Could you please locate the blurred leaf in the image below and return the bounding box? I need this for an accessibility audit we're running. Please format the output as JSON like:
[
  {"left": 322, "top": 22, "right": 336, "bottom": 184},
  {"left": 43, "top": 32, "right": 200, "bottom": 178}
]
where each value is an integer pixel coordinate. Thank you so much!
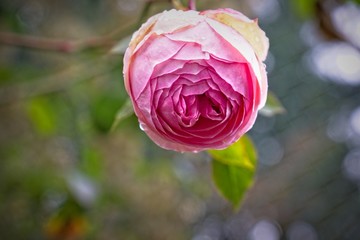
[
  {"left": 91, "top": 94, "right": 124, "bottom": 132},
  {"left": 291, "top": 0, "right": 317, "bottom": 19},
  {"left": 259, "top": 91, "right": 285, "bottom": 117},
  {"left": 348, "top": 0, "right": 360, "bottom": 4},
  {"left": 0, "top": 67, "right": 12, "bottom": 84},
  {"left": 110, "top": 99, "right": 134, "bottom": 132},
  {"left": 80, "top": 147, "right": 103, "bottom": 180},
  {"left": 45, "top": 198, "right": 88, "bottom": 240},
  {"left": 26, "top": 97, "right": 57, "bottom": 135},
  {"left": 208, "top": 135, "right": 257, "bottom": 209},
  {"left": 110, "top": 35, "right": 132, "bottom": 55}
]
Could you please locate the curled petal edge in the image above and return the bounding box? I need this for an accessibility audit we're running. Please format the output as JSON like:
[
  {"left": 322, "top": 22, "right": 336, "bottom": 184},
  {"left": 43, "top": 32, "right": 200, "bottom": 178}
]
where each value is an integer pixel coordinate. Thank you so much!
[{"left": 202, "top": 8, "right": 269, "bottom": 62}]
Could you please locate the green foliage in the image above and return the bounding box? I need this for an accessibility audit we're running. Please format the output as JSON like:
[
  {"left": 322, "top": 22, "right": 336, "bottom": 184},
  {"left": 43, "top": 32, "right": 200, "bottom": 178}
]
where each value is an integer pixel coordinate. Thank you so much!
[
  {"left": 208, "top": 135, "right": 257, "bottom": 209},
  {"left": 349, "top": 0, "right": 360, "bottom": 4},
  {"left": 26, "top": 97, "right": 58, "bottom": 135},
  {"left": 110, "top": 99, "right": 134, "bottom": 132},
  {"left": 0, "top": 67, "right": 12, "bottom": 84},
  {"left": 259, "top": 91, "right": 285, "bottom": 117},
  {"left": 80, "top": 147, "right": 103, "bottom": 180},
  {"left": 90, "top": 94, "right": 124, "bottom": 132},
  {"left": 291, "top": 0, "right": 317, "bottom": 19}
]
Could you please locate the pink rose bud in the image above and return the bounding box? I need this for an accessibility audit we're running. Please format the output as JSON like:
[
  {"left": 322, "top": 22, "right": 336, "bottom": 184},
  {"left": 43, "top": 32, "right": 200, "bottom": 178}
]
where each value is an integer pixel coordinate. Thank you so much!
[{"left": 123, "top": 8, "right": 269, "bottom": 152}]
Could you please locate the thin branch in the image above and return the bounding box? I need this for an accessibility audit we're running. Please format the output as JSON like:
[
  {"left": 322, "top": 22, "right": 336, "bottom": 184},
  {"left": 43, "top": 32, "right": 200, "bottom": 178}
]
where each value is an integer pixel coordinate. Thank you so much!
[
  {"left": 0, "top": 32, "right": 115, "bottom": 53},
  {"left": 0, "top": 0, "right": 173, "bottom": 104},
  {"left": 0, "top": 0, "right": 168, "bottom": 53},
  {"left": 171, "top": 0, "right": 187, "bottom": 10},
  {"left": 188, "top": 0, "right": 196, "bottom": 10}
]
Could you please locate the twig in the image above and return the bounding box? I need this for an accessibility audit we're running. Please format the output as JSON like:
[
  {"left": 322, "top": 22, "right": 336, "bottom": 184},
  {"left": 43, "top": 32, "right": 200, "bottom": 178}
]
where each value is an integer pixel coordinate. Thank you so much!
[
  {"left": 188, "top": 0, "right": 196, "bottom": 10},
  {"left": 171, "top": 0, "right": 187, "bottom": 10},
  {"left": 0, "top": 0, "right": 175, "bottom": 104},
  {"left": 0, "top": 0, "right": 168, "bottom": 53},
  {"left": 0, "top": 32, "right": 115, "bottom": 53}
]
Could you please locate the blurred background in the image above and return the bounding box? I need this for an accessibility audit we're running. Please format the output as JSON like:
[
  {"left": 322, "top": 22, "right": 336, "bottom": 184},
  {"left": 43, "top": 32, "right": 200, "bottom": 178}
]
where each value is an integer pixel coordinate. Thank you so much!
[{"left": 1, "top": 0, "right": 360, "bottom": 239}]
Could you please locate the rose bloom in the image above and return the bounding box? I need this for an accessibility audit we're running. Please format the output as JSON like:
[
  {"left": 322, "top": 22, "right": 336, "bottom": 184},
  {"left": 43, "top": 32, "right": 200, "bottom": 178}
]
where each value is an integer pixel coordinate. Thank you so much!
[{"left": 123, "top": 8, "right": 269, "bottom": 152}]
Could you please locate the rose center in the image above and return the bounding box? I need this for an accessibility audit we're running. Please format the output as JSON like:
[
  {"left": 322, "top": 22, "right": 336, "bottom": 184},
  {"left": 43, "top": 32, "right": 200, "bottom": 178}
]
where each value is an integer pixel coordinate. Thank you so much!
[{"left": 176, "top": 92, "right": 224, "bottom": 127}]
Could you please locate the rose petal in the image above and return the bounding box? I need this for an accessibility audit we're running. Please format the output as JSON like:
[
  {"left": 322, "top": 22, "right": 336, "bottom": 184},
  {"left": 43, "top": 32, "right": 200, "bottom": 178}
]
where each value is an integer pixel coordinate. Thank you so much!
[
  {"left": 202, "top": 8, "right": 269, "bottom": 61},
  {"left": 206, "top": 58, "right": 252, "bottom": 97},
  {"left": 129, "top": 35, "right": 185, "bottom": 99},
  {"left": 258, "top": 62, "right": 268, "bottom": 108},
  {"left": 152, "top": 59, "right": 187, "bottom": 77},
  {"left": 166, "top": 21, "right": 248, "bottom": 63},
  {"left": 152, "top": 10, "right": 205, "bottom": 36},
  {"left": 204, "top": 18, "right": 263, "bottom": 82},
  {"left": 172, "top": 42, "right": 210, "bottom": 61},
  {"left": 123, "top": 8, "right": 269, "bottom": 152}
]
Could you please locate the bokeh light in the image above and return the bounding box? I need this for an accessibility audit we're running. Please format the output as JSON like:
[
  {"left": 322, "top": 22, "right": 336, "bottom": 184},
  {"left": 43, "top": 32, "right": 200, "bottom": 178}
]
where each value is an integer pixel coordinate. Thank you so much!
[
  {"left": 327, "top": 108, "right": 352, "bottom": 143},
  {"left": 247, "top": 0, "right": 280, "bottom": 23},
  {"left": 286, "top": 221, "right": 318, "bottom": 240},
  {"left": 248, "top": 219, "right": 281, "bottom": 240},
  {"left": 308, "top": 42, "right": 360, "bottom": 85},
  {"left": 332, "top": 2, "right": 360, "bottom": 49},
  {"left": 343, "top": 149, "right": 360, "bottom": 182},
  {"left": 258, "top": 137, "right": 284, "bottom": 166},
  {"left": 350, "top": 106, "right": 360, "bottom": 138}
]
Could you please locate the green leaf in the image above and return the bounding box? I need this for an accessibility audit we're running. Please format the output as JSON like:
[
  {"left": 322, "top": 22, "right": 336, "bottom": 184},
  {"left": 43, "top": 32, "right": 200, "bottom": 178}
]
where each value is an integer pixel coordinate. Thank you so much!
[
  {"left": 91, "top": 94, "right": 123, "bottom": 132},
  {"left": 26, "top": 97, "right": 57, "bottom": 135},
  {"left": 110, "top": 99, "right": 134, "bottom": 132},
  {"left": 208, "top": 135, "right": 257, "bottom": 209},
  {"left": 259, "top": 91, "right": 285, "bottom": 117},
  {"left": 348, "top": 0, "right": 360, "bottom": 5},
  {"left": 80, "top": 147, "right": 103, "bottom": 180},
  {"left": 291, "top": 0, "right": 317, "bottom": 19}
]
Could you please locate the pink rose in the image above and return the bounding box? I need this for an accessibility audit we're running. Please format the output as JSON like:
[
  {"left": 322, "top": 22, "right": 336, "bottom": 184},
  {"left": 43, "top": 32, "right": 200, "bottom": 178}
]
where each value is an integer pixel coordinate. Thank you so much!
[{"left": 123, "top": 8, "right": 269, "bottom": 152}]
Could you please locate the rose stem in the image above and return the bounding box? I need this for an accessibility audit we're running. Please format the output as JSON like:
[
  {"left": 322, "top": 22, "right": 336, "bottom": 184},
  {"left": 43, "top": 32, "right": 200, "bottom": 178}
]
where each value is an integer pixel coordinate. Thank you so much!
[{"left": 188, "top": 0, "right": 196, "bottom": 10}]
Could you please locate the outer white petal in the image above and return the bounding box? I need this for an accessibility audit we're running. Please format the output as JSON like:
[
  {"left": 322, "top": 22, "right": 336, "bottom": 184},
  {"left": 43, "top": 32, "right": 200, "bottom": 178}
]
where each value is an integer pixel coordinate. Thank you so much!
[
  {"left": 124, "top": 10, "right": 205, "bottom": 95},
  {"left": 205, "top": 18, "right": 262, "bottom": 86},
  {"left": 134, "top": 10, "right": 205, "bottom": 54},
  {"left": 152, "top": 10, "right": 205, "bottom": 35},
  {"left": 258, "top": 62, "right": 268, "bottom": 109},
  {"left": 123, "top": 13, "right": 159, "bottom": 94},
  {"left": 202, "top": 8, "right": 269, "bottom": 62}
]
